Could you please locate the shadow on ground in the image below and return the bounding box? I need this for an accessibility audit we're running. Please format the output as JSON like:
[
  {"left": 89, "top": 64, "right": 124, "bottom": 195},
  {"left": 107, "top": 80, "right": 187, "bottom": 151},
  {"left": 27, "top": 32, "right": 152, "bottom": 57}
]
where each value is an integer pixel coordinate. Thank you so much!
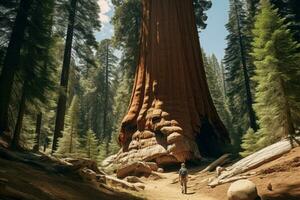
[{"left": 262, "top": 182, "right": 300, "bottom": 200}]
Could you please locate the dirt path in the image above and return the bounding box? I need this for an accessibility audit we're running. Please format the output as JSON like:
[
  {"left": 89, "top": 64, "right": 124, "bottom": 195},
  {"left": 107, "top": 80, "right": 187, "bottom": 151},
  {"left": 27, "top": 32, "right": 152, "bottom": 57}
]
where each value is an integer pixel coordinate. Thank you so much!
[
  {"left": 141, "top": 171, "right": 217, "bottom": 200},
  {"left": 140, "top": 148, "right": 300, "bottom": 200}
]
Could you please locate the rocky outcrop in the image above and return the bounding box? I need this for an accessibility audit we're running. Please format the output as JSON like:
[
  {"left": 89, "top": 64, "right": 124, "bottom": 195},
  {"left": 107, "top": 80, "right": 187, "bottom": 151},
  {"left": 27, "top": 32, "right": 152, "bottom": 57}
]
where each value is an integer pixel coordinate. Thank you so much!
[{"left": 227, "top": 180, "right": 261, "bottom": 200}]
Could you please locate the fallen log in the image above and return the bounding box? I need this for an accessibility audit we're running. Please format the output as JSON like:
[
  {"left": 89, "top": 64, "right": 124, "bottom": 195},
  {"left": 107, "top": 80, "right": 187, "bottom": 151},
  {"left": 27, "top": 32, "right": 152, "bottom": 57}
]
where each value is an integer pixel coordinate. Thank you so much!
[
  {"left": 201, "top": 154, "right": 231, "bottom": 173},
  {"left": 209, "top": 137, "right": 300, "bottom": 187}
]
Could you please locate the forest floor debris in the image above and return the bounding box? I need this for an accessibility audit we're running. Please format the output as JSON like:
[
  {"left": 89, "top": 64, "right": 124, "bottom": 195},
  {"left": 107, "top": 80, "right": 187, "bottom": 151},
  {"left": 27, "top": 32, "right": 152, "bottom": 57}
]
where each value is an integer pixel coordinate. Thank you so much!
[{"left": 0, "top": 147, "right": 143, "bottom": 200}]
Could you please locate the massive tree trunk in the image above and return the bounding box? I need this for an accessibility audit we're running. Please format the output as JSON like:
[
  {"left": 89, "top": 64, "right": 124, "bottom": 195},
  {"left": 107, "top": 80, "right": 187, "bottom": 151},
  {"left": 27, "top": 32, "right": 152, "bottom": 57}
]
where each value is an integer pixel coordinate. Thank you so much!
[
  {"left": 52, "top": 0, "right": 77, "bottom": 153},
  {"left": 115, "top": 0, "right": 229, "bottom": 167},
  {"left": 0, "top": 0, "right": 32, "bottom": 134}
]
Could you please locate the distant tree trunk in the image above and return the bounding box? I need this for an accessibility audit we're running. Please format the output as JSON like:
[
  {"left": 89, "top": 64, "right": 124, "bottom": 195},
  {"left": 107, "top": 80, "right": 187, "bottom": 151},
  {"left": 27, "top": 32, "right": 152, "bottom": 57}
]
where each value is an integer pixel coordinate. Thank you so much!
[
  {"left": 103, "top": 42, "right": 110, "bottom": 155},
  {"left": 221, "top": 63, "right": 227, "bottom": 97},
  {"left": 33, "top": 112, "right": 42, "bottom": 152},
  {"left": 52, "top": 0, "right": 78, "bottom": 153},
  {"left": 0, "top": 0, "right": 32, "bottom": 134},
  {"left": 279, "top": 78, "right": 295, "bottom": 138},
  {"left": 116, "top": 0, "right": 229, "bottom": 165},
  {"left": 233, "top": 0, "right": 258, "bottom": 131},
  {"left": 11, "top": 88, "right": 26, "bottom": 149},
  {"left": 103, "top": 42, "right": 109, "bottom": 139},
  {"left": 69, "top": 124, "right": 74, "bottom": 153}
]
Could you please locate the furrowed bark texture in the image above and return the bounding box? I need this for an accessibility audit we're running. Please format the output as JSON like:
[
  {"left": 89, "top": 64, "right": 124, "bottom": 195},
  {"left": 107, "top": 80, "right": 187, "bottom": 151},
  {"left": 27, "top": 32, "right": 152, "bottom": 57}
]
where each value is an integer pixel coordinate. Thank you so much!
[{"left": 116, "top": 0, "right": 229, "bottom": 167}]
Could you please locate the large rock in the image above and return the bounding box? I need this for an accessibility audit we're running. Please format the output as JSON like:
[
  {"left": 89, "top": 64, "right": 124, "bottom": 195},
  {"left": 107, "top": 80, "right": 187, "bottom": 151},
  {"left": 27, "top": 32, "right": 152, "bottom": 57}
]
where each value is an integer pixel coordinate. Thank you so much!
[
  {"left": 145, "top": 162, "right": 158, "bottom": 171},
  {"left": 117, "top": 162, "right": 152, "bottom": 179},
  {"left": 227, "top": 180, "right": 261, "bottom": 200},
  {"left": 78, "top": 167, "right": 97, "bottom": 182}
]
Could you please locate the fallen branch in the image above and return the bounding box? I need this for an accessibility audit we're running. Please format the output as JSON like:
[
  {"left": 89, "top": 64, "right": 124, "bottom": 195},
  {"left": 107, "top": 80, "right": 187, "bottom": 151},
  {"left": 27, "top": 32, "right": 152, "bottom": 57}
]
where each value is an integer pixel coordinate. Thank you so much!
[{"left": 201, "top": 154, "right": 231, "bottom": 173}]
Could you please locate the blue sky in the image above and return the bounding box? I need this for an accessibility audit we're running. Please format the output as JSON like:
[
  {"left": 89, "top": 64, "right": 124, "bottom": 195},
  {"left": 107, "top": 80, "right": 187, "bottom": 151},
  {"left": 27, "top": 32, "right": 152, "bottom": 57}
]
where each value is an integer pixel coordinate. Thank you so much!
[
  {"left": 96, "top": 0, "right": 229, "bottom": 61},
  {"left": 200, "top": 0, "right": 229, "bottom": 61}
]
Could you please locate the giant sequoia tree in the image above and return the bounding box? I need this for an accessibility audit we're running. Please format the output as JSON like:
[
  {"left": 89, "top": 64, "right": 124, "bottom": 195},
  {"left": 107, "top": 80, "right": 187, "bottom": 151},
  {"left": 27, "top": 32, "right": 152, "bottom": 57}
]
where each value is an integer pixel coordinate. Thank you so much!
[{"left": 115, "top": 0, "right": 229, "bottom": 166}]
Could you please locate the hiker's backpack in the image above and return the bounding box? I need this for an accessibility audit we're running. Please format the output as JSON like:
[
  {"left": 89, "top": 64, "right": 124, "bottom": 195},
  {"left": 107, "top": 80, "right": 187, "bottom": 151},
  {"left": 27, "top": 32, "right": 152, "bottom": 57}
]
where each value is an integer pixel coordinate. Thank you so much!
[{"left": 179, "top": 168, "right": 188, "bottom": 178}]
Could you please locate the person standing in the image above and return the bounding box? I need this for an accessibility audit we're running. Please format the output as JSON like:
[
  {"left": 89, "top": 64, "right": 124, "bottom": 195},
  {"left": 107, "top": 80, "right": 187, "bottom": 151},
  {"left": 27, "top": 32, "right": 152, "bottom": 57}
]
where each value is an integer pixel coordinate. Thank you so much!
[{"left": 179, "top": 163, "right": 188, "bottom": 194}]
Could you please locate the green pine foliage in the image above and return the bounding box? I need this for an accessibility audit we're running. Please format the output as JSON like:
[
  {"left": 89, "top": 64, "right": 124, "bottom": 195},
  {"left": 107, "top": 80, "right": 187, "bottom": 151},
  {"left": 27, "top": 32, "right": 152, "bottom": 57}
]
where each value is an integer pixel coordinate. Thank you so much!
[
  {"left": 270, "top": 0, "right": 300, "bottom": 44},
  {"left": 0, "top": 1, "right": 19, "bottom": 67},
  {"left": 241, "top": 0, "right": 300, "bottom": 155},
  {"left": 202, "top": 51, "right": 236, "bottom": 151},
  {"left": 240, "top": 128, "right": 261, "bottom": 157},
  {"left": 223, "top": 0, "right": 257, "bottom": 152},
  {"left": 56, "top": 95, "right": 81, "bottom": 157},
  {"left": 97, "top": 142, "right": 107, "bottom": 164},
  {"left": 84, "top": 129, "right": 99, "bottom": 161}
]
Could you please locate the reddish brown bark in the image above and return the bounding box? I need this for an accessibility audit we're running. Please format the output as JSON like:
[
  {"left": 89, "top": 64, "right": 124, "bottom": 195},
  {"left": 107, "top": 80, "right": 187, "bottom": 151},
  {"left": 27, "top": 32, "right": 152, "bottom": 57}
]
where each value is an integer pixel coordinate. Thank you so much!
[{"left": 117, "top": 0, "right": 229, "bottom": 165}]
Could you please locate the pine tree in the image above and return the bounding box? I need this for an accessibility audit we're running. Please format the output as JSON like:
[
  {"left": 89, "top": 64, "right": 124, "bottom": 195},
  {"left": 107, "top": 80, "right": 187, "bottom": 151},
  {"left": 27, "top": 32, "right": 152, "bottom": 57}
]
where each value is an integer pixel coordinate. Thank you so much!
[
  {"left": 270, "top": 0, "right": 300, "bottom": 43},
  {"left": 52, "top": 0, "right": 101, "bottom": 152},
  {"left": 240, "top": 128, "right": 261, "bottom": 157},
  {"left": 84, "top": 129, "right": 98, "bottom": 161},
  {"left": 56, "top": 95, "right": 81, "bottom": 157},
  {"left": 11, "top": 0, "right": 57, "bottom": 149},
  {"left": 0, "top": 0, "right": 33, "bottom": 133},
  {"left": 203, "top": 51, "right": 235, "bottom": 150},
  {"left": 242, "top": 0, "right": 300, "bottom": 153},
  {"left": 0, "top": 1, "right": 20, "bottom": 67},
  {"left": 224, "top": 0, "right": 258, "bottom": 151}
]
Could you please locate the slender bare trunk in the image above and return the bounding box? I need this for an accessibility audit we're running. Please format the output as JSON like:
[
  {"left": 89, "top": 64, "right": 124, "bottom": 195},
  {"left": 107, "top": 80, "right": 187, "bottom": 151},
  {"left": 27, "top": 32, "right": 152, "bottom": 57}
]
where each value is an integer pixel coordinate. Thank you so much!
[
  {"left": 103, "top": 42, "right": 109, "bottom": 140},
  {"left": 52, "top": 0, "right": 78, "bottom": 153},
  {"left": 69, "top": 123, "right": 74, "bottom": 153},
  {"left": 33, "top": 112, "right": 42, "bottom": 152},
  {"left": 233, "top": 0, "right": 258, "bottom": 131},
  {"left": 11, "top": 88, "right": 26, "bottom": 149}
]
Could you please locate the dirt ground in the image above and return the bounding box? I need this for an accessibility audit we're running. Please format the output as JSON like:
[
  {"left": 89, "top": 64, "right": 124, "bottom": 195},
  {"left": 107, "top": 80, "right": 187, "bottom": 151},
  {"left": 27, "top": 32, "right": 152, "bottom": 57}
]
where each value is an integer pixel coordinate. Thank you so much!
[{"left": 141, "top": 147, "right": 300, "bottom": 200}]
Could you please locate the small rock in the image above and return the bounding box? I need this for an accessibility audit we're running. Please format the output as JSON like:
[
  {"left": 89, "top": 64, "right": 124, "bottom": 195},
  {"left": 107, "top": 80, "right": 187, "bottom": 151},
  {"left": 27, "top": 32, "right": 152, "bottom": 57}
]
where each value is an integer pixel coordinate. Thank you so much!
[
  {"left": 267, "top": 183, "right": 272, "bottom": 191},
  {"left": 96, "top": 174, "right": 106, "bottom": 183},
  {"left": 146, "top": 162, "right": 158, "bottom": 171},
  {"left": 79, "top": 168, "right": 97, "bottom": 181},
  {"left": 227, "top": 179, "right": 261, "bottom": 200},
  {"left": 134, "top": 182, "right": 145, "bottom": 190},
  {"left": 126, "top": 176, "right": 144, "bottom": 183},
  {"left": 157, "top": 168, "right": 164, "bottom": 173},
  {"left": 216, "top": 166, "right": 225, "bottom": 176}
]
